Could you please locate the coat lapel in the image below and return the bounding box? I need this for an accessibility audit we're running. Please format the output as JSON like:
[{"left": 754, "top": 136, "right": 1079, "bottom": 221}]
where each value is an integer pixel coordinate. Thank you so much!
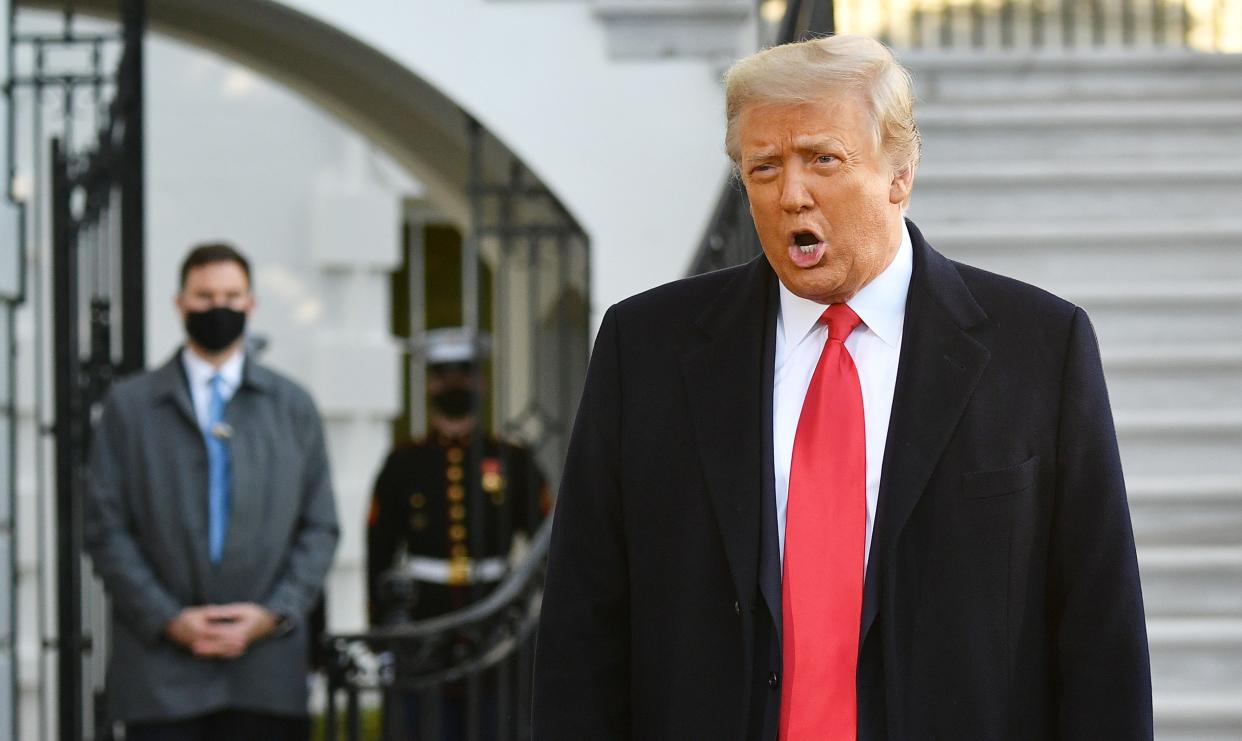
[
  {"left": 681, "top": 256, "right": 774, "bottom": 610},
  {"left": 859, "top": 221, "right": 991, "bottom": 647},
  {"left": 150, "top": 352, "right": 213, "bottom": 576},
  {"left": 151, "top": 351, "right": 199, "bottom": 432},
  {"left": 758, "top": 281, "right": 782, "bottom": 636},
  {"left": 216, "top": 359, "right": 275, "bottom": 572}
]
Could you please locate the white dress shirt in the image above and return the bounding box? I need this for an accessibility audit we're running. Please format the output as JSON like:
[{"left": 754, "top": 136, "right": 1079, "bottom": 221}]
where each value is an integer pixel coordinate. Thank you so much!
[
  {"left": 181, "top": 347, "right": 244, "bottom": 431},
  {"left": 773, "top": 223, "right": 913, "bottom": 568}
]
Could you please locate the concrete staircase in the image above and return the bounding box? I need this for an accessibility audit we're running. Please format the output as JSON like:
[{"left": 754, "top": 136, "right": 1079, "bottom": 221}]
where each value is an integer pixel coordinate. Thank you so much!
[{"left": 905, "top": 51, "right": 1242, "bottom": 739}]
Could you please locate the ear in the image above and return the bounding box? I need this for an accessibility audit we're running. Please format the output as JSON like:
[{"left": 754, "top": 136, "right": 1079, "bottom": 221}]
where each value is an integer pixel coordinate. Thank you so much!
[{"left": 889, "top": 163, "right": 914, "bottom": 205}]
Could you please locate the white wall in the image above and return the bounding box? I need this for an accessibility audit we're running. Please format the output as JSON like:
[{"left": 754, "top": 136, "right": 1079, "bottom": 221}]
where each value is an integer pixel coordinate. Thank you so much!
[{"left": 275, "top": 0, "right": 738, "bottom": 320}]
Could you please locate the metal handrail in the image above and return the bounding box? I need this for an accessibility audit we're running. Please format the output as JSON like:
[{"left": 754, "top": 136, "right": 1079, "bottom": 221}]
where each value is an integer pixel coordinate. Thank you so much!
[
  {"left": 332, "top": 519, "right": 550, "bottom": 648},
  {"left": 323, "top": 516, "right": 552, "bottom": 740}
]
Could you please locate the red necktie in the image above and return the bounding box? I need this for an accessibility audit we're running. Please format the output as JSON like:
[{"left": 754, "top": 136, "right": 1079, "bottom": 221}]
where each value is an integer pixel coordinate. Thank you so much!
[{"left": 780, "top": 303, "right": 866, "bottom": 740}]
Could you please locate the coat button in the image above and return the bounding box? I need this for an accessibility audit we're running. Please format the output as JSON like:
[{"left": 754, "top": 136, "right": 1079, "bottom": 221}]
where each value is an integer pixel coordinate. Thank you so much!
[
  {"left": 733, "top": 601, "right": 740, "bottom": 615},
  {"left": 768, "top": 672, "right": 779, "bottom": 689}
]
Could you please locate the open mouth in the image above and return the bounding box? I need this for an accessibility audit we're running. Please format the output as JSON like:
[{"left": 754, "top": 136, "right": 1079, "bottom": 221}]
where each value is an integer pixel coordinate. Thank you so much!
[
  {"left": 787, "top": 229, "right": 827, "bottom": 268},
  {"left": 793, "top": 231, "right": 820, "bottom": 253}
]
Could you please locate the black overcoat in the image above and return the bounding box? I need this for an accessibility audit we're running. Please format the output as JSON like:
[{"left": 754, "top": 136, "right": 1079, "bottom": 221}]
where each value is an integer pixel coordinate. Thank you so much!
[{"left": 533, "top": 221, "right": 1151, "bottom": 740}]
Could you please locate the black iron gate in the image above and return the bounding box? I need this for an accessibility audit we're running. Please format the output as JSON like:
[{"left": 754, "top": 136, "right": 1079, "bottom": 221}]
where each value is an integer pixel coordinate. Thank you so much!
[
  {"left": 324, "top": 119, "right": 589, "bottom": 741},
  {"left": 6, "top": 1, "right": 144, "bottom": 738},
  {"left": 1, "top": 13, "right": 27, "bottom": 729}
]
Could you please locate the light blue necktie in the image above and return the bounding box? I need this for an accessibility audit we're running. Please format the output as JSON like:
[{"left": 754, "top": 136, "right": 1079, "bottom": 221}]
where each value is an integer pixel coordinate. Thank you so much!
[{"left": 205, "top": 374, "right": 231, "bottom": 563}]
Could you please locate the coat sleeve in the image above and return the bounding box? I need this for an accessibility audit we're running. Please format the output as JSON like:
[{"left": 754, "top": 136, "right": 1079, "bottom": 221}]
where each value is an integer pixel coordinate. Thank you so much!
[
  {"left": 366, "top": 451, "right": 402, "bottom": 625},
  {"left": 261, "top": 394, "right": 340, "bottom": 630},
  {"left": 1051, "top": 307, "right": 1153, "bottom": 738},
  {"left": 83, "top": 390, "right": 184, "bottom": 644},
  {"left": 533, "top": 306, "right": 631, "bottom": 739},
  {"left": 512, "top": 443, "right": 551, "bottom": 537}
]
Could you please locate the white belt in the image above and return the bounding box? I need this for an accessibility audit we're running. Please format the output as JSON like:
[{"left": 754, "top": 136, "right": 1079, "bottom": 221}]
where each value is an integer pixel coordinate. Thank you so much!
[{"left": 400, "top": 556, "right": 509, "bottom": 585}]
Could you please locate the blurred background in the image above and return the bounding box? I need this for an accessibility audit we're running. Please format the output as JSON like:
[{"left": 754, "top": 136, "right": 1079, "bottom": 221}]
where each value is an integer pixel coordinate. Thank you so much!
[{"left": 1, "top": 0, "right": 1239, "bottom": 739}]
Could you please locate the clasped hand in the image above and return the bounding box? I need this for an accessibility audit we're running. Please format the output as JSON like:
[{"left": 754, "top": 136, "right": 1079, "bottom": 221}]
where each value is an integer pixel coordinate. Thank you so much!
[{"left": 165, "top": 603, "right": 278, "bottom": 659}]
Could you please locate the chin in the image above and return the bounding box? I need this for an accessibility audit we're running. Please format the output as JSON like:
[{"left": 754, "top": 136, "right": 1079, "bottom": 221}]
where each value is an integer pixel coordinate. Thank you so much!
[{"left": 779, "top": 266, "right": 847, "bottom": 304}]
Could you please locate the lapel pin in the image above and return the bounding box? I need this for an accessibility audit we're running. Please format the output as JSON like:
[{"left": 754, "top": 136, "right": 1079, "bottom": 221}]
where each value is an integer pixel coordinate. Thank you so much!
[{"left": 211, "top": 422, "right": 234, "bottom": 440}]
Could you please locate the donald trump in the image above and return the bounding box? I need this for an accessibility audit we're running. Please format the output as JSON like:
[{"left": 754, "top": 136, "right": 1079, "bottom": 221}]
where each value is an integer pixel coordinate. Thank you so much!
[{"left": 533, "top": 35, "right": 1151, "bottom": 740}]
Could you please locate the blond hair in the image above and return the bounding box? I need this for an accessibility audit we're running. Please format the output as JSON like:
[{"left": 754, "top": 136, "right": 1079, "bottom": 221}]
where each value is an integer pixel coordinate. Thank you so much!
[{"left": 724, "top": 35, "right": 921, "bottom": 174}]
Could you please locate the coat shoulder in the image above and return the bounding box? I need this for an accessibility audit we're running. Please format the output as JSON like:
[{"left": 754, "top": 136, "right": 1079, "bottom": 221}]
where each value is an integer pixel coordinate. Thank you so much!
[
  {"left": 250, "top": 363, "right": 319, "bottom": 414},
  {"left": 950, "top": 258, "right": 1080, "bottom": 326},
  {"left": 610, "top": 260, "right": 754, "bottom": 329}
]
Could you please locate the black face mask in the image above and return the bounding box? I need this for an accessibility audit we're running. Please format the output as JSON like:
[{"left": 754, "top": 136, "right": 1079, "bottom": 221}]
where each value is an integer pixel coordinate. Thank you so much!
[
  {"left": 431, "top": 388, "right": 474, "bottom": 419},
  {"left": 185, "top": 307, "right": 247, "bottom": 352}
]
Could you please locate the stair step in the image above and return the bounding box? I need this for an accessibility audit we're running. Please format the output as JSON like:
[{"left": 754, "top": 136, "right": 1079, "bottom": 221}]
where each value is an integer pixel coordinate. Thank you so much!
[
  {"left": 1051, "top": 283, "right": 1242, "bottom": 346},
  {"left": 898, "top": 49, "right": 1242, "bottom": 739},
  {"left": 909, "top": 159, "right": 1242, "bottom": 223},
  {"left": 1137, "top": 546, "right": 1242, "bottom": 617},
  {"left": 932, "top": 221, "right": 1242, "bottom": 284},
  {"left": 920, "top": 100, "right": 1242, "bottom": 160},
  {"left": 1148, "top": 617, "right": 1242, "bottom": 697},
  {"left": 1128, "top": 476, "right": 1242, "bottom": 547},
  {"left": 1118, "top": 410, "right": 1242, "bottom": 479},
  {"left": 1102, "top": 344, "right": 1242, "bottom": 411},
  {"left": 904, "top": 50, "right": 1242, "bottom": 103},
  {"left": 1088, "top": 304, "right": 1242, "bottom": 348},
  {"left": 1154, "top": 691, "right": 1242, "bottom": 740}
]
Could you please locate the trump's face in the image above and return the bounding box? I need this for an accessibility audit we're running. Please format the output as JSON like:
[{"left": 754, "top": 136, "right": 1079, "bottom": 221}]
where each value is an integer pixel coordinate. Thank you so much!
[{"left": 738, "top": 91, "right": 913, "bottom": 305}]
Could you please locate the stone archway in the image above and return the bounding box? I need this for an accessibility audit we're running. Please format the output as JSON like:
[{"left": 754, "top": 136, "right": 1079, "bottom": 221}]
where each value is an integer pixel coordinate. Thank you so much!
[{"left": 19, "top": 0, "right": 520, "bottom": 228}]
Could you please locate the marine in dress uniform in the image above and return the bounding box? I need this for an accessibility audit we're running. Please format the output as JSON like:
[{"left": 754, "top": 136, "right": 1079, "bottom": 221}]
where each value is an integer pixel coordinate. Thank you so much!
[{"left": 366, "top": 329, "right": 550, "bottom": 626}]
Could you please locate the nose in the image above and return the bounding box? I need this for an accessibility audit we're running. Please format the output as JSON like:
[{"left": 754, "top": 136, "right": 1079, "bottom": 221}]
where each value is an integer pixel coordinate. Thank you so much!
[{"left": 778, "top": 164, "right": 813, "bottom": 213}]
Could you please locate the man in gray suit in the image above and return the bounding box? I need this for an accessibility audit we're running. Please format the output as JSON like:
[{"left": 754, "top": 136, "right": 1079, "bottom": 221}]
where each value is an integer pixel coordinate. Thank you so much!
[{"left": 85, "top": 243, "right": 339, "bottom": 740}]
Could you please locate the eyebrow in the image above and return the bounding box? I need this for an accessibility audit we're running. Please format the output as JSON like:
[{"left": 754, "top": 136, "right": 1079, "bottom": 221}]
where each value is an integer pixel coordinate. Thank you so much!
[
  {"left": 793, "top": 135, "right": 845, "bottom": 153},
  {"left": 742, "top": 149, "right": 780, "bottom": 166}
]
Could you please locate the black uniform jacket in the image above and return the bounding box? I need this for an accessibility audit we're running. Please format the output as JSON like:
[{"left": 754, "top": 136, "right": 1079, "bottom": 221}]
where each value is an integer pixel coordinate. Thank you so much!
[
  {"left": 532, "top": 221, "right": 1152, "bottom": 740},
  {"left": 367, "top": 433, "right": 548, "bottom": 623}
]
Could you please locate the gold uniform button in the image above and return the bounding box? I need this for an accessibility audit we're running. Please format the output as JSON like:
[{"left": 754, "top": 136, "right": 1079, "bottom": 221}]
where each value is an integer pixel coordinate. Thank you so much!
[
  {"left": 449, "top": 524, "right": 467, "bottom": 541},
  {"left": 482, "top": 471, "right": 504, "bottom": 493},
  {"left": 409, "top": 493, "right": 426, "bottom": 508},
  {"left": 451, "top": 544, "right": 468, "bottom": 558},
  {"left": 446, "top": 466, "right": 463, "bottom": 483},
  {"left": 447, "top": 485, "right": 465, "bottom": 502},
  {"left": 450, "top": 504, "right": 466, "bottom": 520},
  {"left": 447, "top": 447, "right": 464, "bottom": 463},
  {"left": 410, "top": 514, "right": 427, "bottom": 531}
]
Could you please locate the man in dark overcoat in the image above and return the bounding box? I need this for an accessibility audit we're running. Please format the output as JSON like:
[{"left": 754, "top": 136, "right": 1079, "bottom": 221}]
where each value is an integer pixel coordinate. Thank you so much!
[
  {"left": 533, "top": 35, "right": 1151, "bottom": 740},
  {"left": 85, "top": 243, "right": 339, "bottom": 739}
]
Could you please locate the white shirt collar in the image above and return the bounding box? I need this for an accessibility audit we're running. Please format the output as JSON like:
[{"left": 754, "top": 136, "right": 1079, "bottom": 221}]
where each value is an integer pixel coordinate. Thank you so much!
[
  {"left": 181, "top": 345, "right": 245, "bottom": 394},
  {"left": 777, "top": 221, "right": 913, "bottom": 350}
]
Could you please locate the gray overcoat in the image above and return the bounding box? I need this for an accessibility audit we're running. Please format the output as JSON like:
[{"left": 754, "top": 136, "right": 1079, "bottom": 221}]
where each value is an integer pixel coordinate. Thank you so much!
[{"left": 84, "top": 352, "right": 340, "bottom": 723}]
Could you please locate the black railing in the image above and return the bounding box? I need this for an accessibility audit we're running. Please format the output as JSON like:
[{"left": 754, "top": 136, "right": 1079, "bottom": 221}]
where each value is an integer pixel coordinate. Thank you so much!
[
  {"left": 48, "top": 1, "right": 144, "bottom": 736},
  {"left": 7, "top": 2, "right": 145, "bottom": 738},
  {"left": 1, "top": 84, "right": 26, "bottom": 741},
  {"left": 325, "top": 521, "right": 550, "bottom": 741},
  {"left": 2, "top": 8, "right": 27, "bottom": 736}
]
